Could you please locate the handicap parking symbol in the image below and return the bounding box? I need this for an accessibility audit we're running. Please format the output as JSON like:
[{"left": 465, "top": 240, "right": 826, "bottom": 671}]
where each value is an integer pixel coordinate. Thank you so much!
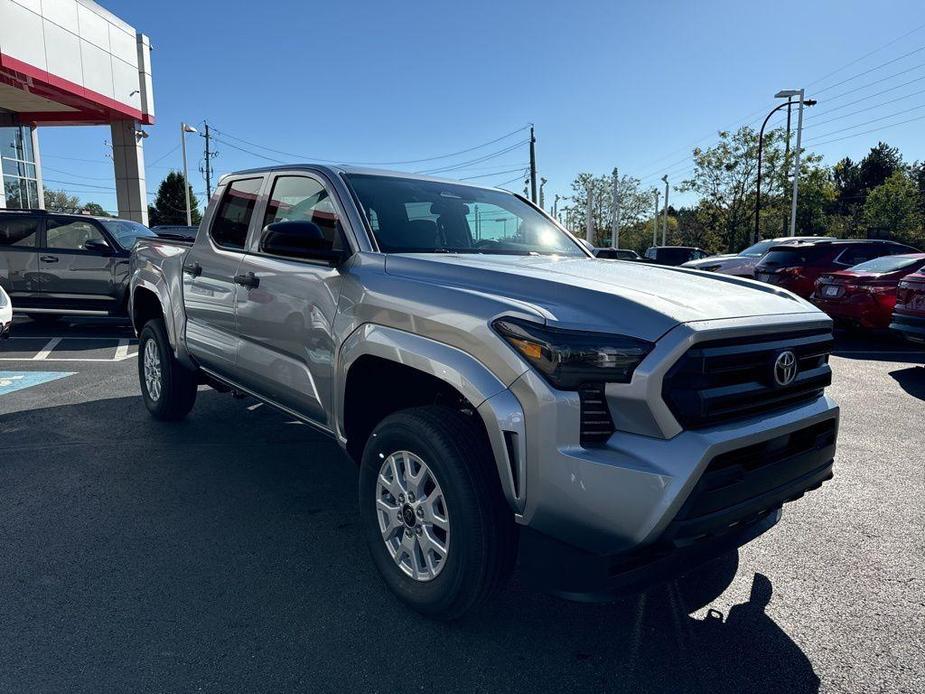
[{"left": 0, "top": 371, "right": 75, "bottom": 396}]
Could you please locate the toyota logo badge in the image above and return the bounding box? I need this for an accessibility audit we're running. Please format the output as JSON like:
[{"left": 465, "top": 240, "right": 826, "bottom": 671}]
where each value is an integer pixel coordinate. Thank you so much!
[{"left": 773, "top": 350, "right": 798, "bottom": 387}]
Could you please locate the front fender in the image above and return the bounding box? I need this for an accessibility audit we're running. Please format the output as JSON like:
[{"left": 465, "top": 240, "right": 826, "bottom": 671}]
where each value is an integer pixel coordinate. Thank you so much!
[{"left": 335, "top": 324, "right": 527, "bottom": 512}]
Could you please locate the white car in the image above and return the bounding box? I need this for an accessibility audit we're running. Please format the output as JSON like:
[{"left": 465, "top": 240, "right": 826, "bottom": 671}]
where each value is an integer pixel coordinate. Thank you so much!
[{"left": 0, "top": 284, "right": 12, "bottom": 339}]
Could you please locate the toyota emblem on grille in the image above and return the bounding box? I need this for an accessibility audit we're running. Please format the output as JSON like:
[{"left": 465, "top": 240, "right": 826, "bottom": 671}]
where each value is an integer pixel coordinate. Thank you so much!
[{"left": 773, "top": 350, "right": 798, "bottom": 387}]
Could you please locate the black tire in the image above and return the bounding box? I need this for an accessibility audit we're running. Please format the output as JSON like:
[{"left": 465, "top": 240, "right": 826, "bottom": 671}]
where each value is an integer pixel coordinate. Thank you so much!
[
  {"left": 359, "top": 406, "right": 517, "bottom": 620},
  {"left": 138, "top": 318, "right": 197, "bottom": 421}
]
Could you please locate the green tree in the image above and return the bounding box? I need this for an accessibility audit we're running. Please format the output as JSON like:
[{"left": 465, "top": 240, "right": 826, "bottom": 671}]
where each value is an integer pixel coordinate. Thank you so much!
[
  {"left": 566, "top": 171, "right": 651, "bottom": 247},
  {"left": 794, "top": 166, "right": 836, "bottom": 235},
  {"left": 863, "top": 170, "right": 922, "bottom": 245},
  {"left": 150, "top": 171, "right": 201, "bottom": 226},
  {"left": 81, "top": 202, "right": 110, "bottom": 217},
  {"left": 43, "top": 189, "right": 81, "bottom": 212}
]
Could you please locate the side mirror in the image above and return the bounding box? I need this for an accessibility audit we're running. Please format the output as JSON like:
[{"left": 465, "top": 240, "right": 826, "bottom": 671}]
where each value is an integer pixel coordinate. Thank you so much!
[
  {"left": 260, "top": 221, "right": 344, "bottom": 264},
  {"left": 84, "top": 238, "right": 113, "bottom": 255}
]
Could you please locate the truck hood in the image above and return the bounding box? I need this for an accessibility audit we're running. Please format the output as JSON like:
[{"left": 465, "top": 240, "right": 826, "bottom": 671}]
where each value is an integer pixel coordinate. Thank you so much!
[{"left": 385, "top": 254, "right": 819, "bottom": 342}]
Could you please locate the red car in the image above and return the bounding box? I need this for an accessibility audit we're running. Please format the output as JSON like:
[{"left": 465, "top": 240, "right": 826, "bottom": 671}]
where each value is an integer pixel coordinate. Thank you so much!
[
  {"left": 811, "top": 254, "right": 925, "bottom": 329},
  {"left": 753, "top": 239, "right": 919, "bottom": 299},
  {"left": 891, "top": 269, "right": 925, "bottom": 343}
]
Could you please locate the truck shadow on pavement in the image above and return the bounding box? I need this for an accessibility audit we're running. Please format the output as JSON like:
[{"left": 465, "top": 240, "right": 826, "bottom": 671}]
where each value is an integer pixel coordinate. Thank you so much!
[
  {"left": 889, "top": 365, "right": 925, "bottom": 401},
  {"left": 0, "top": 391, "right": 818, "bottom": 693}
]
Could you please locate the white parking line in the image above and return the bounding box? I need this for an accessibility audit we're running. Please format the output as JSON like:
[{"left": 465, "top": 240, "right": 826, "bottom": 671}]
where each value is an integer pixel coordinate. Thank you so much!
[
  {"left": 32, "top": 338, "right": 62, "bottom": 361},
  {"left": 833, "top": 350, "right": 925, "bottom": 356},
  {"left": 114, "top": 339, "right": 131, "bottom": 361},
  {"left": 0, "top": 336, "right": 138, "bottom": 363}
]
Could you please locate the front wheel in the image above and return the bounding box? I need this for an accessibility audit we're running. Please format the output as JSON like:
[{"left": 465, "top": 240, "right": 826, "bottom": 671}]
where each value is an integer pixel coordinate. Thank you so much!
[
  {"left": 138, "top": 318, "right": 197, "bottom": 421},
  {"left": 359, "top": 407, "right": 517, "bottom": 620}
]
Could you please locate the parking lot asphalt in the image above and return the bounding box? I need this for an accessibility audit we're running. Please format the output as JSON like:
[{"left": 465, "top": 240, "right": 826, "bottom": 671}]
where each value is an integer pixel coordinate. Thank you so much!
[{"left": 1, "top": 317, "right": 923, "bottom": 693}]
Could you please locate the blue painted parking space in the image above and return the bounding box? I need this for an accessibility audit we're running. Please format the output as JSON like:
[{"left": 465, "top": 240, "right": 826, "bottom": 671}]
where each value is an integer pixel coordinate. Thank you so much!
[{"left": 0, "top": 371, "right": 75, "bottom": 397}]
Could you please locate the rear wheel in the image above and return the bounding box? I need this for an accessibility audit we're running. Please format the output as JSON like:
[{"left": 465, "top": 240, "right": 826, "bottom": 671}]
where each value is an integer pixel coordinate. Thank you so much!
[
  {"left": 359, "top": 406, "right": 517, "bottom": 620},
  {"left": 138, "top": 318, "right": 197, "bottom": 421}
]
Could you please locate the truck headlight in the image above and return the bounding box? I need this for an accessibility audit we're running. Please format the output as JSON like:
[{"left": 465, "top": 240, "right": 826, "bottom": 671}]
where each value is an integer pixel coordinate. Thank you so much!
[{"left": 493, "top": 317, "right": 653, "bottom": 390}]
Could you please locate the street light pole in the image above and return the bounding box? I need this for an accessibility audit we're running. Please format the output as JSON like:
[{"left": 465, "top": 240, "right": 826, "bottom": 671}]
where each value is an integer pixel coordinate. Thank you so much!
[
  {"left": 652, "top": 189, "right": 660, "bottom": 247},
  {"left": 754, "top": 91, "right": 816, "bottom": 244},
  {"left": 585, "top": 184, "right": 594, "bottom": 244},
  {"left": 180, "top": 122, "right": 198, "bottom": 226},
  {"left": 661, "top": 175, "right": 669, "bottom": 246},
  {"left": 789, "top": 88, "right": 806, "bottom": 236},
  {"left": 611, "top": 168, "right": 620, "bottom": 249},
  {"left": 782, "top": 97, "right": 793, "bottom": 235}
]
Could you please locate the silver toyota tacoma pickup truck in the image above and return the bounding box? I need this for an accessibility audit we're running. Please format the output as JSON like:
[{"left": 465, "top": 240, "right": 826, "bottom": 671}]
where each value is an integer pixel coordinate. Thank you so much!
[{"left": 129, "top": 165, "right": 839, "bottom": 619}]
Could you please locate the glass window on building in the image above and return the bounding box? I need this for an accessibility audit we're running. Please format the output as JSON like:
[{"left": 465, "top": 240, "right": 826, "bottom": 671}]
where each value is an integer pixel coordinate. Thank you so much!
[{"left": 1, "top": 125, "right": 40, "bottom": 210}]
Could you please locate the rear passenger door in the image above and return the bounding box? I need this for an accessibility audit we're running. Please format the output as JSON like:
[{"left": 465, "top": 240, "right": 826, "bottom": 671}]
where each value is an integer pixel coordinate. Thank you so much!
[
  {"left": 182, "top": 176, "right": 264, "bottom": 374},
  {"left": 0, "top": 214, "right": 40, "bottom": 307}
]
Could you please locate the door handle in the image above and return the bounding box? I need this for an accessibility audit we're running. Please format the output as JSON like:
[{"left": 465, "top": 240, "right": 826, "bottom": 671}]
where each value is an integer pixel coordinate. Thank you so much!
[
  {"left": 39, "top": 256, "right": 59, "bottom": 263},
  {"left": 234, "top": 272, "right": 260, "bottom": 289},
  {"left": 183, "top": 262, "right": 202, "bottom": 277}
]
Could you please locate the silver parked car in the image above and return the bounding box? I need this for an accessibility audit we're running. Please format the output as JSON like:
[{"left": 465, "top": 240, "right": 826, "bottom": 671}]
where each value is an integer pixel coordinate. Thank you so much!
[
  {"left": 129, "top": 165, "right": 839, "bottom": 619},
  {"left": 682, "top": 236, "right": 829, "bottom": 276}
]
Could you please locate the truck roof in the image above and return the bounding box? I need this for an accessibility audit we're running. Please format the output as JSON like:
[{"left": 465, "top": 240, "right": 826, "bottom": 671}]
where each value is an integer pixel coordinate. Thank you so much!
[{"left": 218, "top": 164, "right": 516, "bottom": 192}]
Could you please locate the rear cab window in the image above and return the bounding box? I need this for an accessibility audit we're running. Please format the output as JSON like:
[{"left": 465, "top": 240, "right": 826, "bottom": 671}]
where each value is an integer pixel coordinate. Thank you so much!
[{"left": 209, "top": 178, "right": 263, "bottom": 250}]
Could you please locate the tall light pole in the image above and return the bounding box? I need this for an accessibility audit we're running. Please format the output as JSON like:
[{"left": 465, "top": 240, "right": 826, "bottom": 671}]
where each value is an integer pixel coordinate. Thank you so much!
[
  {"left": 788, "top": 88, "right": 806, "bottom": 236},
  {"left": 180, "top": 122, "right": 198, "bottom": 226},
  {"left": 661, "top": 174, "right": 669, "bottom": 246},
  {"left": 611, "top": 168, "right": 620, "bottom": 249},
  {"left": 652, "top": 189, "right": 660, "bottom": 247},
  {"left": 585, "top": 184, "right": 594, "bottom": 244},
  {"left": 539, "top": 177, "right": 547, "bottom": 209},
  {"left": 753, "top": 91, "right": 816, "bottom": 244}
]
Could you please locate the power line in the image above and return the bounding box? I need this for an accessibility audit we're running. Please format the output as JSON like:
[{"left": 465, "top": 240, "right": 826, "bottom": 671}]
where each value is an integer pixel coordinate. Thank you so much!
[
  {"left": 805, "top": 112, "right": 925, "bottom": 147},
  {"left": 813, "top": 44, "right": 925, "bottom": 95},
  {"left": 803, "top": 102, "right": 925, "bottom": 142},
  {"left": 806, "top": 88, "right": 925, "bottom": 128},
  {"left": 146, "top": 144, "right": 180, "bottom": 169},
  {"left": 803, "top": 75, "right": 925, "bottom": 120},
  {"left": 209, "top": 124, "right": 530, "bottom": 166},
  {"left": 460, "top": 166, "right": 530, "bottom": 180},
  {"left": 807, "top": 22, "right": 925, "bottom": 88},
  {"left": 812, "top": 61, "right": 925, "bottom": 105},
  {"left": 417, "top": 140, "right": 530, "bottom": 175}
]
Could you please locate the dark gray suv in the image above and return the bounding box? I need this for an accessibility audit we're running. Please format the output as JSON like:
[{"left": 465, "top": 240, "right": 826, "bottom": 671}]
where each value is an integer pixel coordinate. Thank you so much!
[{"left": 0, "top": 209, "right": 155, "bottom": 319}]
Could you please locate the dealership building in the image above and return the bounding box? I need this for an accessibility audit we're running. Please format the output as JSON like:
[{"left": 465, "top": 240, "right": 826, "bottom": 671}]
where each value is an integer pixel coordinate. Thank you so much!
[{"left": 0, "top": 0, "right": 154, "bottom": 222}]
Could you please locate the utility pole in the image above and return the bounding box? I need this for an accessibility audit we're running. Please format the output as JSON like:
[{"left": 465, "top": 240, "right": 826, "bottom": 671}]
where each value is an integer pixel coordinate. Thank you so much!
[
  {"left": 611, "top": 168, "right": 620, "bottom": 249},
  {"left": 529, "top": 125, "right": 537, "bottom": 204},
  {"left": 661, "top": 175, "right": 669, "bottom": 246},
  {"left": 200, "top": 121, "right": 214, "bottom": 200},
  {"left": 552, "top": 193, "right": 560, "bottom": 218},
  {"left": 789, "top": 88, "right": 805, "bottom": 236},
  {"left": 585, "top": 184, "right": 594, "bottom": 244},
  {"left": 652, "top": 190, "right": 660, "bottom": 247},
  {"left": 539, "top": 177, "right": 547, "bottom": 209}
]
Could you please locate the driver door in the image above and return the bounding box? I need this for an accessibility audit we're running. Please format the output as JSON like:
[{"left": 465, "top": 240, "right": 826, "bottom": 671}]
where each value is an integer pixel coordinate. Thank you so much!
[{"left": 234, "top": 173, "right": 347, "bottom": 425}]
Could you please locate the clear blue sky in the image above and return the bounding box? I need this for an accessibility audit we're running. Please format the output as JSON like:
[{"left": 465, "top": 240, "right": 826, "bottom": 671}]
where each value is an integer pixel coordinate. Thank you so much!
[{"left": 37, "top": 0, "right": 925, "bottom": 215}]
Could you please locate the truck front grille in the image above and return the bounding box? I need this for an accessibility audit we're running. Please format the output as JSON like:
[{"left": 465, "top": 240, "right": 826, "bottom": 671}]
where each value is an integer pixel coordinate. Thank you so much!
[
  {"left": 662, "top": 328, "right": 833, "bottom": 429},
  {"left": 578, "top": 383, "right": 614, "bottom": 446}
]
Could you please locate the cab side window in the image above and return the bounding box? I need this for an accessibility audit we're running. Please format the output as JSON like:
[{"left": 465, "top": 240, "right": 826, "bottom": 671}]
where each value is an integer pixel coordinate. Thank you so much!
[
  {"left": 0, "top": 215, "right": 39, "bottom": 247},
  {"left": 46, "top": 218, "right": 105, "bottom": 251},
  {"left": 210, "top": 178, "right": 262, "bottom": 250},
  {"left": 262, "top": 176, "right": 344, "bottom": 253}
]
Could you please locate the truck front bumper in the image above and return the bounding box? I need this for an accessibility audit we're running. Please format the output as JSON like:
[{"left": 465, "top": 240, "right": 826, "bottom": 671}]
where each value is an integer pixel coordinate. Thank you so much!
[{"left": 489, "top": 370, "right": 839, "bottom": 559}]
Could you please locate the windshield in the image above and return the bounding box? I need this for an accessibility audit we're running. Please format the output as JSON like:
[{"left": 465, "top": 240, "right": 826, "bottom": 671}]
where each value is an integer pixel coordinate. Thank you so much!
[
  {"left": 345, "top": 174, "right": 586, "bottom": 256},
  {"left": 849, "top": 255, "right": 924, "bottom": 273},
  {"left": 100, "top": 219, "right": 156, "bottom": 249}
]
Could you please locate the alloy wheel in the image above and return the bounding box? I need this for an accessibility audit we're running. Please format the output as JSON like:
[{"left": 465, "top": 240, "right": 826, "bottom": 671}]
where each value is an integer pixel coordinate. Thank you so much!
[{"left": 376, "top": 450, "right": 450, "bottom": 581}]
